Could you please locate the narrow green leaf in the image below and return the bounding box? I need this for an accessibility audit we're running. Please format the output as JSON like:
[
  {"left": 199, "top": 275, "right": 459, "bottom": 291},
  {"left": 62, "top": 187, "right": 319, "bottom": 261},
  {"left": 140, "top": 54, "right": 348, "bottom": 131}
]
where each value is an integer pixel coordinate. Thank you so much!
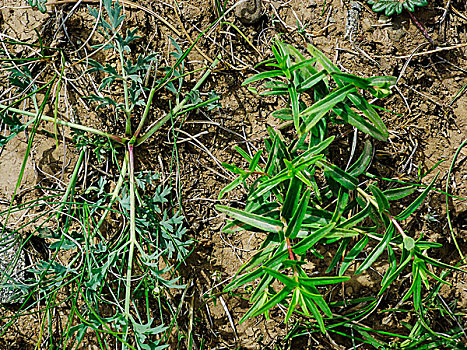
[
  {"left": 337, "top": 202, "right": 371, "bottom": 229},
  {"left": 285, "top": 288, "right": 300, "bottom": 323},
  {"left": 370, "top": 184, "right": 390, "bottom": 212},
  {"left": 289, "top": 84, "right": 300, "bottom": 131},
  {"left": 240, "top": 291, "right": 268, "bottom": 323},
  {"left": 355, "top": 223, "right": 394, "bottom": 275},
  {"left": 272, "top": 108, "right": 293, "bottom": 120},
  {"left": 218, "top": 175, "right": 243, "bottom": 199},
  {"left": 307, "top": 45, "right": 342, "bottom": 80},
  {"left": 414, "top": 251, "right": 467, "bottom": 273},
  {"left": 289, "top": 58, "right": 317, "bottom": 73},
  {"left": 250, "top": 170, "right": 293, "bottom": 200},
  {"left": 285, "top": 190, "right": 311, "bottom": 239},
  {"left": 293, "top": 223, "right": 336, "bottom": 255},
  {"left": 300, "top": 290, "right": 326, "bottom": 332},
  {"left": 242, "top": 70, "right": 284, "bottom": 85},
  {"left": 282, "top": 178, "right": 303, "bottom": 220},
  {"left": 331, "top": 189, "right": 349, "bottom": 223},
  {"left": 331, "top": 72, "right": 371, "bottom": 89},
  {"left": 224, "top": 268, "right": 264, "bottom": 291},
  {"left": 348, "top": 92, "right": 387, "bottom": 139},
  {"left": 396, "top": 173, "right": 438, "bottom": 221},
  {"left": 339, "top": 235, "right": 369, "bottom": 275},
  {"left": 215, "top": 205, "right": 282, "bottom": 233},
  {"left": 250, "top": 286, "right": 293, "bottom": 318},
  {"left": 301, "top": 284, "right": 332, "bottom": 317},
  {"left": 348, "top": 140, "right": 373, "bottom": 176},
  {"left": 336, "top": 103, "right": 387, "bottom": 141},
  {"left": 297, "top": 70, "right": 327, "bottom": 92},
  {"left": 237, "top": 243, "right": 279, "bottom": 274},
  {"left": 381, "top": 245, "right": 397, "bottom": 287},
  {"left": 320, "top": 160, "right": 359, "bottom": 190},
  {"left": 251, "top": 273, "right": 275, "bottom": 302},
  {"left": 383, "top": 186, "right": 416, "bottom": 200},
  {"left": 263, "top": 267, "right": 298, "bottom": 287},
  {"left": 380, "top": 251, "right": 413, "bottom": 294},
  {"left": 299, "top": 275, "right": 350, "bottom": 286},
  {"left": 326, "top": 238, "right": 350, "bottom": 273},
  {"left": 249, "top": 150, "right": 263, "bottom": 171},
  {"left": 299, "top": 85, "right": 356, "bottom": 136}
]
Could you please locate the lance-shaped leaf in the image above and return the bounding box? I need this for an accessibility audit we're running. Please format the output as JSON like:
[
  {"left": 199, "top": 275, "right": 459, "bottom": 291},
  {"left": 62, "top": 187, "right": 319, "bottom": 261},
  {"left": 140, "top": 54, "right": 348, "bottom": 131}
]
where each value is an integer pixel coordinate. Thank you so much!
[
  {"left": 273, "top": 108, "right": 293, "bottom": 120},
  {"left": 240, "top": 291, "right": 268, "bottom": 323},
  {"left": 249, "top": 286, "right": 293, "bottom": 318},
  {"left": 383, "top": 186, "right": 416, "bottom": 200},
  {"left": 297, "top": 70, "right": 327, "bottom": 93},
  {"left": 380, "top": 251, "right": 413, "bottom": 294},
  {"left": 263, "top": 267, "right": 298, "bottom": 288},
  {"left": 299, "top": 275, "right": 350, "bottom": 286},
  {"left": 218, "top": 175, "right": 243, "bottom": 199},
  {"left": 299, "top": 85, "right": 356, "bottom": 136},
  {"left": 327, "top": 238, "right": 350, "bottom": 273},
  {"left": 301, "top": 290, "right": 326, "bottom": 332},
  {"left": 337, "top": 202, "right": 371, "bottom": 229},
  {"left": 242, "top": 70, "right": 284, "bottom": 85},
  {"left": 355, "top": 223, "right": 394, "bottom": 275},
  {"left": 334, "top": 103, "right": 387, "bottom": 141},
  {"left": 339, "top": 235, "right": 369, "bottom": 275},
  {"left": 320, "top": 160, "right": 359, "bottom": 190},
  {"left": 215, "top": 205, "right": 283, "bottom": 233},
  {"left": 348, "top": 140, "right": 373, "bottom": 176},
  {"left": 331, "top": 72, "right": 371, "bottom": 89},
  {"left": 282, "top": 178, "right": 303, "bottom": 220},
  {"left": 289, "top": 84, "right": 300, "bottom": 131},
  {"left": 293, "top": 223, "right": 336, "bottom": 255},
  {"left": 285, "top": 190, "right": 311, "bottom": 239},
  {"left": 289, "top": 58, "right": 317, "bottom": 73},
  {"left": 285, "top": 287, "right": 300, "bottom": 323},
  {"left": 395, "top": 173, "right": 438, "bottom": 221},
  {"left": 370, "top": 184, "right": 390, "bottom": 212}
]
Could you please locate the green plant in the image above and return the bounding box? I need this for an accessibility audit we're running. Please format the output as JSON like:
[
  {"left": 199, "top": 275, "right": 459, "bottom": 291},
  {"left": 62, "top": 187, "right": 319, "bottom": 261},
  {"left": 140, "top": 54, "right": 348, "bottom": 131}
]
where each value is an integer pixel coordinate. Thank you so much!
[
  {"left": 0, "top": 0, "right": 219, "bottom": 348},
  {"left": 367, "top": 0, "right": 427, "bottom": 16},
  {"left": 216, "top": 40, "right": 465, "bottom": 347},
  {"left": 366, "top": 0, "right": 433, "bottom": 45}
]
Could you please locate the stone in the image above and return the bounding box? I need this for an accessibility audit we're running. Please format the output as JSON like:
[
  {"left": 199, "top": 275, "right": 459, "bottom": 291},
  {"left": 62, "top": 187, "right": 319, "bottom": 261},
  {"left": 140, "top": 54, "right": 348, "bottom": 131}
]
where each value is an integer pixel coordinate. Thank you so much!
[{"left": 235, "top": 0, "right": 262, "bottom": 25}]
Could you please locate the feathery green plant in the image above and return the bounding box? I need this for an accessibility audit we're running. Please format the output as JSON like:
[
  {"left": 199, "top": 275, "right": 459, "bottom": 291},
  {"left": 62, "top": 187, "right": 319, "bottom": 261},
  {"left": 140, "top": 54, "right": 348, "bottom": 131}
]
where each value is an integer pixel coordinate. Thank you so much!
[{"left": 0, "top": 0, "right": 219, "bottom": 348}]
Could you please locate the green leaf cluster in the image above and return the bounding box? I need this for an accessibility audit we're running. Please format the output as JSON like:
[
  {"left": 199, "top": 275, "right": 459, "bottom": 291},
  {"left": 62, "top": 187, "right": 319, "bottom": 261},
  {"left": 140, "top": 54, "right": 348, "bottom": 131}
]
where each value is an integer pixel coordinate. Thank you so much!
[
  {"left": 216, "top": 40, "right": 462, "bottom": 341},
  {"left": 367, "top": 0, "right": 428, "bottom": 16}
]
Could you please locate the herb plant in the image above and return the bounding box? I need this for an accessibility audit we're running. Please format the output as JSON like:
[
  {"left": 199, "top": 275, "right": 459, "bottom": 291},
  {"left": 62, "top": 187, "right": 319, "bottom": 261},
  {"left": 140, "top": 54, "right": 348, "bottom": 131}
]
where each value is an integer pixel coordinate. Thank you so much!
[
  {"left": 216, "top": 40, "right": 465, "bottom": 347},
  {"left": 0, "top": 0, "right": 218, "bottom": 348}
]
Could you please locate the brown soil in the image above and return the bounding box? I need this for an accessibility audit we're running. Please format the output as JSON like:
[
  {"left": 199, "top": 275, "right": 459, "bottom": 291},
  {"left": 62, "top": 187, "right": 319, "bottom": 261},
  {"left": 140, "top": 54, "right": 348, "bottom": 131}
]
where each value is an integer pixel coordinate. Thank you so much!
[{"left": 1, "top": 0, "right": 467, "bottom": 349}]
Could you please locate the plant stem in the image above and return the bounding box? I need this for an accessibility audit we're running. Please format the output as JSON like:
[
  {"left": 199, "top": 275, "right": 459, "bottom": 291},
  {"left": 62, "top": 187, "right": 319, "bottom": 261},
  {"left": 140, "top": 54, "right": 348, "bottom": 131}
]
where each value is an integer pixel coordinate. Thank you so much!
[
  {"left": 0, "top": 103, "right": 128, "bottom": 144},
  {"left": 124, "top": 143, "right": 136, "bottom": 342},
  {"left": 286, "top": 237, "right": 295, "bottom": 261},
  {"left": 93, "top": 150, "right": 129, "bottom": 236},
  {"left": 117, "top": 42, "right": 133, "bottom": 136},
  {"left": 445, "top": 139, "right": 467, "bottom": 261},
  {"left": 135, "top": 56, "right": 220, "bottom": 147},
  {"left": 132, "top": 86, "right": 157, "bottom": 141},
  {"left": 56, "top": 148, "right": 85, "bottom": 222},
  {"left": 407, "top": 10, "right": 435, "bottom": 46}
]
